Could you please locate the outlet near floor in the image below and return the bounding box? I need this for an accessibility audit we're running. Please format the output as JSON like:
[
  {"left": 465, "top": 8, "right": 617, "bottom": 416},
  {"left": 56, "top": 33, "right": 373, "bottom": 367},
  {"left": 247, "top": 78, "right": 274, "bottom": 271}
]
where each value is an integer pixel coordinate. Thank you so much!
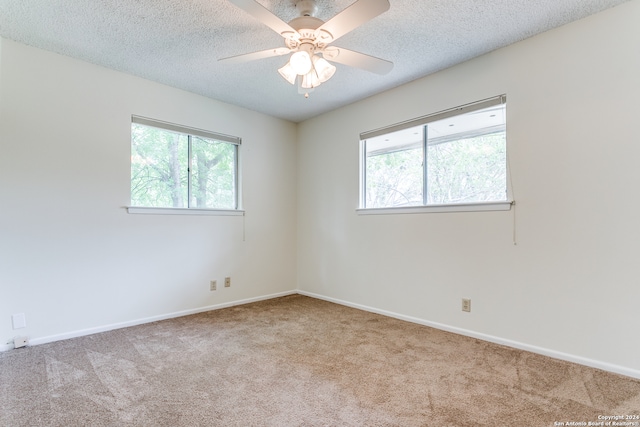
[
  {"left": 210, "top": 280, "right": 217, "bottom": 291},
  {"left": 14, "top": 336, "right": 29, "bottom": 349},
  {"left": 224, "top": 277, "right": 231, "bottom": 287},
  {"left": 462, "top": 298, "right": 471, "bottom": 312}
]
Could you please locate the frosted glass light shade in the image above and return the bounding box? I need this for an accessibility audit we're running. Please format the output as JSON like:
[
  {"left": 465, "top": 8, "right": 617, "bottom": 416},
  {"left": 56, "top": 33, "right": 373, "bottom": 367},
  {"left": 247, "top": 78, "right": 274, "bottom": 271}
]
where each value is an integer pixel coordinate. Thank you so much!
[
  {"left": 312, "top": 56, "right": 336, "bottom": 83},
  {"left": 301, "top": 69, "right": 321, "bottom": 89},
  {"left": 298, "top": 78, "right": 315, "bottom": 95},
  {"left": 290, "top": 51, "right": 312, "bottom": 75},
  {"left": 278, "top": 63, "right": 297, "bottom": 85}
]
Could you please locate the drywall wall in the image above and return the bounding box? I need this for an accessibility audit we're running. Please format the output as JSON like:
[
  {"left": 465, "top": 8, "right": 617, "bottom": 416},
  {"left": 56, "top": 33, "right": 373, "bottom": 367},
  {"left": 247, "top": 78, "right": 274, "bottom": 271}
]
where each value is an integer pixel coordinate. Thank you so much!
[
  {"left": 0, "top": 38, "right": 297, "bottom": 347},
  {"left": 297, "top": 0, "right": 640, "bottom": 376}
]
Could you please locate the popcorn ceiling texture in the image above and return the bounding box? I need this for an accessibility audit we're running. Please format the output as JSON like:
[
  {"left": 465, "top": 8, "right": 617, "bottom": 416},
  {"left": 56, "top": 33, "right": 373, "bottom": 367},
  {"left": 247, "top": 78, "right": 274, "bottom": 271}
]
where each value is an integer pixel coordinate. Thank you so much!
[{"left": 0, "top": 0, "right": 631, "bottom": 122}]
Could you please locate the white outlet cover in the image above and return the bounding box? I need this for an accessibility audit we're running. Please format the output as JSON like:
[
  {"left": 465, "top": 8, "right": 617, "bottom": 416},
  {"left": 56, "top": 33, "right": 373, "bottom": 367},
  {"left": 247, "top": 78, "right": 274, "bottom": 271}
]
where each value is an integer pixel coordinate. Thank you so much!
[
  {"left": 12, "top": 313, "right": 26, "bottom": 329},
  {"left": 14, "top": 336, "right": 29, "bottom": 348}
]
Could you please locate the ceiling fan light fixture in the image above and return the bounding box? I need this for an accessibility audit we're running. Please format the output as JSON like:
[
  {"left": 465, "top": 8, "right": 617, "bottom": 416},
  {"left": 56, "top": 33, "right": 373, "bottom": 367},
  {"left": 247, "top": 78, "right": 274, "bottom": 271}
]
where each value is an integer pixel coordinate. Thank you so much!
[
  {"left": 301, "top": 69, "right": 321, "bottom": 89},
  {"left": 312, "top": 55, "right": 336, "bottom": 83},
  {"left": 278, "top": 62, "right": 297, "bottom": 84},
  {"left": 289, "top": 50, "right": 313, "bottom": 75},
  {"left": 298, "top": 77, "right": 315, "bottom": 95},
  {"left": 222, "top": 0, "right": 393, "bottom": 97}
]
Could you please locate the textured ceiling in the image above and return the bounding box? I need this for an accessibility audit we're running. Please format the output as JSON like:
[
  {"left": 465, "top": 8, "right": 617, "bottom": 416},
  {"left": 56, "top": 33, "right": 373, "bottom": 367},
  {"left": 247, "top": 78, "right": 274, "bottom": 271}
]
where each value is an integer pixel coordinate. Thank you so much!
[{"left": 0, "top": 0, "right": 630, "bottom": 122}]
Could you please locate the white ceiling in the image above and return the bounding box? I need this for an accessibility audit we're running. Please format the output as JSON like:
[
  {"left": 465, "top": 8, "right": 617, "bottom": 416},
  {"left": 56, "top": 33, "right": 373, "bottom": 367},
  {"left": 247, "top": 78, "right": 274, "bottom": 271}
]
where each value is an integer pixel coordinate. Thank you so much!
[{"left": 0, "top": 0, "right": 630, "bottom": 122}]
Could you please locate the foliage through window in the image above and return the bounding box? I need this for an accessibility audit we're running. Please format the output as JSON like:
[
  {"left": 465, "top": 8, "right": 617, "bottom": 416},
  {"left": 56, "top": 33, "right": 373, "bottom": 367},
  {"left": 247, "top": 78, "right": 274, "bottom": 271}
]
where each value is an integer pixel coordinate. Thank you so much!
[
  {"left": 131, "top": 117, "right": 240, "bottom": 210},
  {"left": 360, "top": 97, "right": 508, "bottom": 209}
]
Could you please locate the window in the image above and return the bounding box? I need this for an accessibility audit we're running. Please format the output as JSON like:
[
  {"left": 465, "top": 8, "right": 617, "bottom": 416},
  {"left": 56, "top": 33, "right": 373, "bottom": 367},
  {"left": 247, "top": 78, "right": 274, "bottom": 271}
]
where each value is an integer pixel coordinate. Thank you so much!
[
  {"left": 359, "top": 96, "right": 510, "bottom": 213},
  {"left": 130, "top": 116, "right": 240, "bottom": 212}
]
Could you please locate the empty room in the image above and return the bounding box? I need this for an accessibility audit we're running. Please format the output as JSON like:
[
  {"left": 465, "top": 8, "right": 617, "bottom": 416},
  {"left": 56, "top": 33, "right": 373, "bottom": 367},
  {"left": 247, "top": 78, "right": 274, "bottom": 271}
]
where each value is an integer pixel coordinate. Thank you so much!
[{"left": 1, "top": 0, "right": 639, "bottom": 425}]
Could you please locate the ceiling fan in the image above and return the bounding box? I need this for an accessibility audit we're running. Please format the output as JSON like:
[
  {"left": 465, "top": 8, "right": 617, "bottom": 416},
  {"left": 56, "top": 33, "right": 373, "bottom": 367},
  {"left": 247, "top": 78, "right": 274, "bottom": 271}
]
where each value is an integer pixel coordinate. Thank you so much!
[{"left": 220, "top": 0, "right": 393, "bottom": 97}]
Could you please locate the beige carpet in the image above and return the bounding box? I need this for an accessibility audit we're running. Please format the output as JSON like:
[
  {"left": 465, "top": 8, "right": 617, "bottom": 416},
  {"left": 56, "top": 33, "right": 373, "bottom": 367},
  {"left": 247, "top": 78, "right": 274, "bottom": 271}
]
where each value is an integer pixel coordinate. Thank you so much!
[{"left": 1, "top": 295, "right": 639, "bottom": 426}]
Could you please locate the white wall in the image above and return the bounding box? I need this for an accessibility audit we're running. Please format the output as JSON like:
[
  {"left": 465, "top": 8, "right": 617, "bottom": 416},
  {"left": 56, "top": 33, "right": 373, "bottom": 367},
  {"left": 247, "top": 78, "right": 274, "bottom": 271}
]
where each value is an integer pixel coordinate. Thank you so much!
[
  {"left": 0, "top": 38, "right": 298, "bottom": 346},
  {"left": 297, "top": 0, "right": 640, "bottom": 376},
  {"left": 2, "top": 0, "right": 639, "bottom": 378}
]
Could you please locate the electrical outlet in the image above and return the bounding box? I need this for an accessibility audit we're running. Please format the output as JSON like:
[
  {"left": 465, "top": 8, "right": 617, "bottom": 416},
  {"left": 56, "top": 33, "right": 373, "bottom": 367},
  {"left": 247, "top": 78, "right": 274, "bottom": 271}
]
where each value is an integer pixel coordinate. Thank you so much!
[
  {"left": 14, "top": 336, "right": 29, "bottom": 349},
  {"left": 462, "top": 298, "right": 471, "bottom": 312},
  {"left": 224, "top": 277, "right": 231, "bottom": 287},
  {"left": 210, "top": 280, "right": 217, "bottom": 291}
]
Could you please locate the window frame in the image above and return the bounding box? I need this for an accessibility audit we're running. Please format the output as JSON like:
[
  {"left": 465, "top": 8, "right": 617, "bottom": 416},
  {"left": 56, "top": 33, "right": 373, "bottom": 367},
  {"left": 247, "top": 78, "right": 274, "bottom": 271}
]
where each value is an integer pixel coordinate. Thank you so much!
[
  {"left": 358, "top": 95, "right": 512, "bottom": 215},
  {"left": 127, "top": 116, "right": 244, "bottom": 216}
]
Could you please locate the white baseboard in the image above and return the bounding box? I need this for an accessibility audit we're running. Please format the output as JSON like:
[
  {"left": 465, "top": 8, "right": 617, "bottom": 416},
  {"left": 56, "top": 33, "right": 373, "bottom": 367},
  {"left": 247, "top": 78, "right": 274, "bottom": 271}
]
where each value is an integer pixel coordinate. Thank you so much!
[
  {"left": 1, "top": 290, "right": 297, "bottom": 351},
  {"left": 4, "top": 288, "right": 639, "bottom": 380},
  {"left": 297, "top": 290, "right": 640, "bottom": 380}
]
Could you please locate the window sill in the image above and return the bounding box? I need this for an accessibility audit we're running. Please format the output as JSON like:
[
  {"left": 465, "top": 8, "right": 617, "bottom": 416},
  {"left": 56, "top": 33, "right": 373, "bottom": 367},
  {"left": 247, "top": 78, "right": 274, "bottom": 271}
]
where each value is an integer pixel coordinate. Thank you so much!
[
  {"left": 126, "top": 207, "right": 245, "bottom": 216},
  {"left": 356, "top": 201, "right": 513, "bottom": 215}
]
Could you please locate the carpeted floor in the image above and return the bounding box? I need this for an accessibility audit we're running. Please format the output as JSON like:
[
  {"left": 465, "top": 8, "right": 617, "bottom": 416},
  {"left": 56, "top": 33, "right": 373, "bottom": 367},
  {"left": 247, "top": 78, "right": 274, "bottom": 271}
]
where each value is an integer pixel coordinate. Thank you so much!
[{"left": 1, "top": 295, "right": 639, "bottom": 426}]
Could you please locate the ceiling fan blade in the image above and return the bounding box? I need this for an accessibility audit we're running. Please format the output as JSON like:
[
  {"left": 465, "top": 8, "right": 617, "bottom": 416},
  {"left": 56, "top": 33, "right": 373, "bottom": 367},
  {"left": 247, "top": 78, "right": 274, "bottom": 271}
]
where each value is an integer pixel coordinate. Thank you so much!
[
  {"left": 322, "top": 47, "right": 393, "bottom": 75},
  {"left": 228, "top": 0, "right": 297, "bottom": 37},
  {"left": 219, "top": 47, "right": 291, "bottom": 64},
  {"left": 314, "top": 0, "right": 390, "bottom": 42}
]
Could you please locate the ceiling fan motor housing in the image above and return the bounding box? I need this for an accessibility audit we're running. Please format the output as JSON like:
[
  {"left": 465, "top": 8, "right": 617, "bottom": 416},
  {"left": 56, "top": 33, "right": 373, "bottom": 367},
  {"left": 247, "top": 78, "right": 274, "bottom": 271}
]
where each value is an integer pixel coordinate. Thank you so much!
[
  {"left": 285, "top": 15, "right": 330, "bottom": 51},
  {"left": 289, "top": 16, "right": 323, "bottom": 31}
]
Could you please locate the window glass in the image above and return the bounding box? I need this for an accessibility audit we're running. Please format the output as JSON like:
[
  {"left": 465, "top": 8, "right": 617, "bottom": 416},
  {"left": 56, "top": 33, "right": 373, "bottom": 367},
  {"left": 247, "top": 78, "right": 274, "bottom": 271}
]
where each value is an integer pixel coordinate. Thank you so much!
[
  {"left": 131, "top": 120, "right": 239, "bottom": 210},
  {"left": 131, "top": 124, "right": 188, "bottom": 208},
  {"left": 190, "top": 137, "right": 236, "bottom": 209},
  {"left": 426, "top": 105, "right": 506, "bottom": 204},
  {"left": 365, "top": 126, "right": 423, "bottom": 208},
  {"left": 361, "top": 99, "right": 507, "bottom": 209}
]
